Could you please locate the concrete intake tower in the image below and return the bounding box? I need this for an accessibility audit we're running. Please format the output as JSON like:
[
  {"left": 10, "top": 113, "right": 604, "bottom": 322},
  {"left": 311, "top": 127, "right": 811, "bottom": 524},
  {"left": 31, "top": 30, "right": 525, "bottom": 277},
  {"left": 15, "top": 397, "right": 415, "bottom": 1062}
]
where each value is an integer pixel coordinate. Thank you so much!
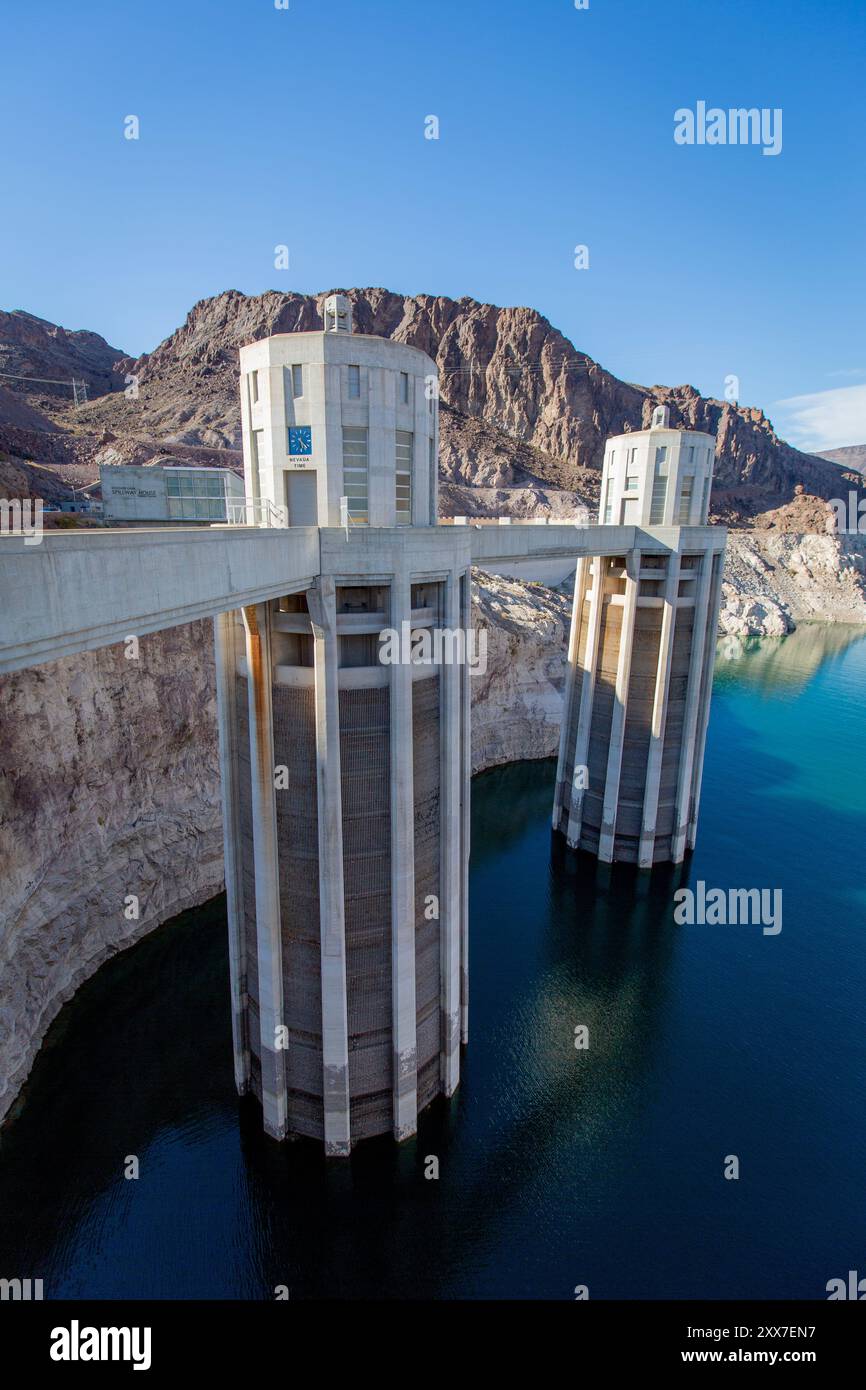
[
  {"left": 552, "top": 406, "right": 725, "bottom": 865},
  {"left": 216, "top": 297, "right": 471, "bottom": 1154}
]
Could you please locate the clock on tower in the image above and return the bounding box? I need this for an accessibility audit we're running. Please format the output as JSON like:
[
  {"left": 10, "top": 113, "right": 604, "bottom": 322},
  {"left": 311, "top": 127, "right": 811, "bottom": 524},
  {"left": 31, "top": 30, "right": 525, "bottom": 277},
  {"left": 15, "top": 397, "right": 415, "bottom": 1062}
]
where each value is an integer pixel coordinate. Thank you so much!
[{"left": 288, "top": 426, "right": 312, "bottom": 456}]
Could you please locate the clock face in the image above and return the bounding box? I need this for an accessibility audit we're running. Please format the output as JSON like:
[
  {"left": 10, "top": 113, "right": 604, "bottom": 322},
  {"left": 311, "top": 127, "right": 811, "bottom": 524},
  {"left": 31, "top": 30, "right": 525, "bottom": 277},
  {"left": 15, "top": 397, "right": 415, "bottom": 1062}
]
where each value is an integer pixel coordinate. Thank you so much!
[{"left": 288, "top": 426, "right": 312, "bottom": 456}]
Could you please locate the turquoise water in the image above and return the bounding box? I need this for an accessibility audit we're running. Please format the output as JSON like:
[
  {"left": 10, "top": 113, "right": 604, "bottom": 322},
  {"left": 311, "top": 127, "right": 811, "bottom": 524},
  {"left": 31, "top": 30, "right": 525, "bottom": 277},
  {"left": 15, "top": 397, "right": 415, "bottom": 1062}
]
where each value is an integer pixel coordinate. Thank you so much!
[{"left": 0, "top": 623, "right": 865, "bottom": 1299}]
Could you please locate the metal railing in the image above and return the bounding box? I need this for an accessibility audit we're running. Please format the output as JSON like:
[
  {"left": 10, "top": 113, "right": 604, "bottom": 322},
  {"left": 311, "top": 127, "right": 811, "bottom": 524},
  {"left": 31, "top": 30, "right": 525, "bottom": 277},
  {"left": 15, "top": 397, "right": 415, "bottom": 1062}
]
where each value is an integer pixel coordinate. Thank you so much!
[{"left": 225, "top": 499, "right": 289, "bottom": 528}]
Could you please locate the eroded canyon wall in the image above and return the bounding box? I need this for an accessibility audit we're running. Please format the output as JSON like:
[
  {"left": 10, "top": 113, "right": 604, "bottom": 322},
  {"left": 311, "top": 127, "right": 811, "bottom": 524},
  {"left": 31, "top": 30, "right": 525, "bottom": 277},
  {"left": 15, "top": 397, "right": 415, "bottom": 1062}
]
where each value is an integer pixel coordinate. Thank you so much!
[{"left": 0, "top": 622, "right": 223, "bottom": 1124}]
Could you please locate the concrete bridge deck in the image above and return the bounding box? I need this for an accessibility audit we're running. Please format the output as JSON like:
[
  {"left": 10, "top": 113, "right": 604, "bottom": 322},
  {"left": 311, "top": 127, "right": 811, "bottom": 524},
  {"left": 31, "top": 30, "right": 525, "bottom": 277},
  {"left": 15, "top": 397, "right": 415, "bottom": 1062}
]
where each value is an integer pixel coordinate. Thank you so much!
[{"left": 0, "top": 523, "right": 725, "bottom": 675}]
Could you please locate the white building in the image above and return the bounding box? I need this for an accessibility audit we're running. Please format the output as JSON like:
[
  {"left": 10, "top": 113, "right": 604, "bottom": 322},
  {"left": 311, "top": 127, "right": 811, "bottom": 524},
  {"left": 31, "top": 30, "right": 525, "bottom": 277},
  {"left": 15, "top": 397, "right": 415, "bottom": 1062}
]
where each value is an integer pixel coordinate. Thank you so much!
[
  {"left": 598, "top": 404, "right": 715, "bottom": 528},
  {"left": 238, "top": 295, "right": 438, "bottom": 528}
]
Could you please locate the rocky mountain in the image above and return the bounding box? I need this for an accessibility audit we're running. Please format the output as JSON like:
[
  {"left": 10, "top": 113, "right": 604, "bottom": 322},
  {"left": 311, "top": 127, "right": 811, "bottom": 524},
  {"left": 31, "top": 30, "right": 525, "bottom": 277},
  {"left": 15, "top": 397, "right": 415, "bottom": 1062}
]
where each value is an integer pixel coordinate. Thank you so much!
[
  {"left": 816, "top": 444, "right": 866, "bottom": 476},
  {"left": 0, "top": 310, "right": 125, "bottom": 408},
  {"left": 0, "top": 383, "right": 60, "bottom": 433},
  {"left": 0, "top": 289, "right": 859, "bottom": 518}
]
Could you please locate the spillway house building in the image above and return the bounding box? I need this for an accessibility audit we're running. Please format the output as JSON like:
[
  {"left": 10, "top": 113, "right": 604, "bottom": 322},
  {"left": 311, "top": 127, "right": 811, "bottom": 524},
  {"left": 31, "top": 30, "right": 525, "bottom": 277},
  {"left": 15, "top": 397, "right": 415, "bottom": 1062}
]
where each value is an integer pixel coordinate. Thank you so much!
[{"left": 215, "top": 295, "right": 725, "bottom": 1153}]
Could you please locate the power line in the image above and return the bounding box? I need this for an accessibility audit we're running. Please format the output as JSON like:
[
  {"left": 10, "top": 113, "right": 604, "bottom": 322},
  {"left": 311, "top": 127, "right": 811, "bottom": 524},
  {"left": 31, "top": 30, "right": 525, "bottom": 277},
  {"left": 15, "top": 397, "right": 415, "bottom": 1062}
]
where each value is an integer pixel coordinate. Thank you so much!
[
  {"left": 0, "top": 369, "right": 78, "bottom": 386},
  {"left": 0, "top": 369, "right": 88, "bottom": 404}
]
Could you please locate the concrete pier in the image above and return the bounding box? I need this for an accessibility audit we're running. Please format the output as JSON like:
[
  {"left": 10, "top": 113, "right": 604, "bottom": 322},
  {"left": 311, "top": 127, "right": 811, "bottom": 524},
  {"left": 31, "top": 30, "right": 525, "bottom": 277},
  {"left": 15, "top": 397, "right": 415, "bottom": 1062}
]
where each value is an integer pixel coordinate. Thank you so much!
[
  {"left": 242, "top": 601, "right": 287, "bottom": 1138},
  {"left": 598, "top": 549, "right": 640, "bottom": 863},
  {"left": 459, "top": 570, "right": 472, "bottom": 1047},
  {"left": 440, "top": 570, "right": 462, "bottom": 1095},
  {"left": 213, "top": 609, "right": 250, "bottom": 1095},
  {"left": 308, "top": 578, "right": 351, "bottom": 1156},
  {"left": 686, "top": 551, "right": 726, "bottom": 851},
  {"left": 388, "top": 563, "right": 418, "bottom": 1141}
]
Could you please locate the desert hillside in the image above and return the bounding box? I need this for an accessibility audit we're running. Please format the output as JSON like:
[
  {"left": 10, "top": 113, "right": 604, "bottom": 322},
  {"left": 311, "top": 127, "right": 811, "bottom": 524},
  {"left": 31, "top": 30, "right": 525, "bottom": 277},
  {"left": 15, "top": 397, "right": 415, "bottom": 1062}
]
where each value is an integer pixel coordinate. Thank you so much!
[{"left": 1, "top": 291, "right": 859, "bottom": 521}]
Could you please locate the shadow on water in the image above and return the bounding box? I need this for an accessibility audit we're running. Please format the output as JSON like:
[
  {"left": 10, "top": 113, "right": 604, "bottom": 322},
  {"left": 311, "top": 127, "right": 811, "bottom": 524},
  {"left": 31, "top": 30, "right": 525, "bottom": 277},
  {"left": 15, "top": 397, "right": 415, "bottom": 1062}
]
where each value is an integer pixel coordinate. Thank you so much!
[{"left": 1, "top": 626, "right": 865, "bottom": 1297}]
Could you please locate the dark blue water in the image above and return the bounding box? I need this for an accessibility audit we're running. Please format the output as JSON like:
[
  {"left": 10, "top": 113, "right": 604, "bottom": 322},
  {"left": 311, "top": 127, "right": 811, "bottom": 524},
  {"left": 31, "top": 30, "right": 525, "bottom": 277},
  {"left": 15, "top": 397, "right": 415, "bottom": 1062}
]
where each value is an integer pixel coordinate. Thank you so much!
[{"left": 1, "top": 624, "right": 865, "bottom": 1299}]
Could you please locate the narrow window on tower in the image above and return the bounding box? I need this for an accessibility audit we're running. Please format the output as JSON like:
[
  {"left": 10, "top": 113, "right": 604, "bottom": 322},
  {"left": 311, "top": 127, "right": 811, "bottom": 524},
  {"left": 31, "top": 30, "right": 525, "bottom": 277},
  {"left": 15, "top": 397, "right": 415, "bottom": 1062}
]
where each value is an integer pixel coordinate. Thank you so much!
[
  {"left": 342, "top": 426, "right": 368, "bottom": 524},
  {"left": 251, "top": 429, "right": 265, "bottom": 506},
  {"left": 701, "top": 472, "right": 712, "bottom": 521},
  {"left": 250, "top": 370, "right": 259, "bottom": 404},
  {"left": 396, "top": 430, "right": 413, "bottom": 525},
  {"left": 348, "top": 364, "right": 361, "bottom": 399},
  {"left": 677, "top": 474, "right": 694, "bottom": 523},
  {"left": 400, "top": 371, "right": 410, "bottom": 405},
  {"left": 291, "top": 364, "right": 303, "bottom": 398},
  {"left": 603, "top": 477, "right": 614, "bottom": 524},
  {"left": 650, "top": 468, "right": 668, "bottom": 524}
]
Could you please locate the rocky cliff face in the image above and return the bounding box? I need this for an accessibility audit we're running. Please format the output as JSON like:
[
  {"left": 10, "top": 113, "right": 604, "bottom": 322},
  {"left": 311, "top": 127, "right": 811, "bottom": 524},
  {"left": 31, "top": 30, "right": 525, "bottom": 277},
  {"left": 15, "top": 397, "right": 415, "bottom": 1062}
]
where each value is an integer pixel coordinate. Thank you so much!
[
  {"left": 0, "top": 310, "right": 125, "bottom": 407},
  {"left": 714, "top": 492, "right": 866, "bottom": 634},
  {"left": 0, "top": 622, "right": 224, "bottom": 1125},
  {"left": 470, "top": 573, "right": 572, "bottom": 771},
  {"left": 721, "top": 529, "right": 866, "bottom": 633},
  {"left": 816, "top": 444, "right": 866, "bottom": 476}
]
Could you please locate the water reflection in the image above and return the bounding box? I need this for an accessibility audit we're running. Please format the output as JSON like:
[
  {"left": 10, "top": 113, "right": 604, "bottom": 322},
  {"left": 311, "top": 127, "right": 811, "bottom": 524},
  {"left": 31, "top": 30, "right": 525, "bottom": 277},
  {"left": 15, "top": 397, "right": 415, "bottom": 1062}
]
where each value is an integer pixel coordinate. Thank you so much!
[
  {"left": 235, "top": 780, "right": 693, "bottom": 1298},
  {"left": 714, "top": 621, "right": 863, "bottom": 695}
]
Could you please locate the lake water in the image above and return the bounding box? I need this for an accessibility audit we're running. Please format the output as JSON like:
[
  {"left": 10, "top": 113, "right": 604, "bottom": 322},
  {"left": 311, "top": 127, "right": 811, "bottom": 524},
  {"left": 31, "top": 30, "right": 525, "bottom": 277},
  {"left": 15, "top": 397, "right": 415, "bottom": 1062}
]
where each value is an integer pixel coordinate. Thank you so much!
[{"left": 1, "top": 624, "right": 865, "bottom": 1299}]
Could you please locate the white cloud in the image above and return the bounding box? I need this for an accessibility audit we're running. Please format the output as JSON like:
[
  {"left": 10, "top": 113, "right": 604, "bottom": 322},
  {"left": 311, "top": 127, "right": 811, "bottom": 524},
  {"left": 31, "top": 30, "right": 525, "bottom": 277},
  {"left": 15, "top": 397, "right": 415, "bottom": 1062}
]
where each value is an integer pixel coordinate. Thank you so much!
[{"left": 773, "top": 382, "right": 866, "bottom": 452}]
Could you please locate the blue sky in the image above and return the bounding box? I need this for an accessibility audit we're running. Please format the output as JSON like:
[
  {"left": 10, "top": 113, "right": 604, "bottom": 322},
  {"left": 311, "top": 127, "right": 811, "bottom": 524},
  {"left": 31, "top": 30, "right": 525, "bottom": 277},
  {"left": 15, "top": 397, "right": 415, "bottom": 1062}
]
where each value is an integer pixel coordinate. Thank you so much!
[{"left": 1, "top": 0, "right": 863, "bottom": 449}]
